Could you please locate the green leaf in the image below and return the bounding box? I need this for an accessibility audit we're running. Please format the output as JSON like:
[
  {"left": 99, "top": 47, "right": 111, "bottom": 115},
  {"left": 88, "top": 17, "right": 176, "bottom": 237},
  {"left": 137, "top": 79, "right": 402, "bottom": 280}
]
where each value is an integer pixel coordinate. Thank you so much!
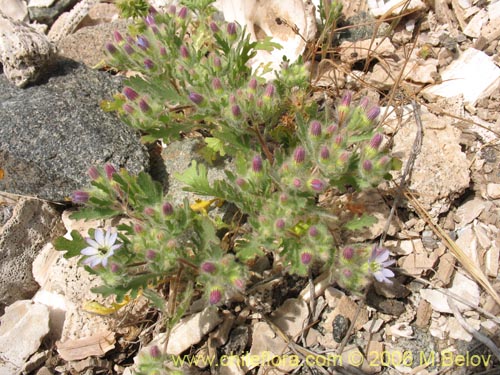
[
  {"left": 175, "top": 160, "right": 215, "bottom": 196},
  {"left": 53, "top": 230, "right": 88, "bottom": 259},
  {"left": 142, "top": 288, "right": 166, "bottom": 310},
  {"left": 205, "top": 137, "right": 226, "bottom": 157},
  {"left": 344, "top": 213, "right": 377, "bottom": 231},
  {"left": 70, "top": 207, "right": 122, "bottom": 220}
]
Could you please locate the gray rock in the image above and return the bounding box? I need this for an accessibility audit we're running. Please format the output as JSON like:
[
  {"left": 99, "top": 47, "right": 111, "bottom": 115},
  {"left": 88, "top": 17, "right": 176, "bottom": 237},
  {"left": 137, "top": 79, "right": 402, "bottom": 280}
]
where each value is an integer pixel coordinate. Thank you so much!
[
  {"left": 28, "top": 0, "right": 79, "bottom": 26},
  {"left": 0, "top": 59, "right": 149, "bottom": 201},
  {"left": 0, "top": 197, "right": 64, "bottom": 311}
]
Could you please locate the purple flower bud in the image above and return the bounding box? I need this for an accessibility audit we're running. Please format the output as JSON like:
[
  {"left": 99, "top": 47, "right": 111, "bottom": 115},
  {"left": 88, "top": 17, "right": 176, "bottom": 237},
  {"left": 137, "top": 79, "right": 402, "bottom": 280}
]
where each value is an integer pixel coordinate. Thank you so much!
[
  {"left": 308, "top": 226, "right": 319, "bottom": 237},
  {"left": 264, "top": 84, "right": 275, "bottom": 99},
  {"left": 279, "top": 193, "right": 288, "bottom": 203},
  {"left": 146, "top": 249, "right": 157, "bottom": 260},
  {"left": 334, "top": 135, "right": 343, "bottom": 146},
  {"left": 233, "top": 278, "right": 245, "bottom": 290},
  {"left": 231, "top": 105, "right": 241, "bottom": 117},
  {"left": 236, "top": 177, "right": 246, "bottom": 187},
  {"left": 167, "top": 239, "right": 177, "bottom": 249},
  {"left": 320, "top": 146, "right": 330, "bottom": 160},
  {"left": 139, "top": 98, "right": 151, "bottom": 112},
  {"left": 275, "top": 218, "right": 285, "bottom": 230},
  {"left": 229, "top": 94, "right": 236, "bottom": 105},
  {"left": 178, "top": 6, "right": 188, "bottom": 19},
  {"left": 210, "top": 21, "right": 219, "bottom": 33},
  {"left": 144, "top": 59, "right": 154, "bottom": 69},
  {"left": 252, "top": 155, "right": 263, "bottom": 173},
  {"left": 227, "top": 22, "right": 237, "bottom": 36},
  {"left": 213, "top": 55, "right": 222, "bottom": 69},
  {"left": 168, "top": 4, "right": 176, "bottom": 14},
  {"left": 180, "top": 45, "right": 189, "bottom": 59},
  {"left": 162, "top": 202, "right": 173, "bottom": 215},
  {"left": 201, "top": 261, "right": 216, "bottom": 273},
  {"left": 189, "top": 92, "right": 204, "bottom": 105},
  {"left": 126, "top": 36, "right": 134, "bottom": 44},
  {"left": 326, "top": 124, "right": 338, "bottom": 134},
  {"left": 104, "top": 164, "right": 116, "bottom": 179},
  {"left": 341, "top": 91, "right": 352, "bottom": 107},
  {"left": 377, "top": 155, "right": 390, "bottom": 167},
  {"left": 369, "top": 133, "right": 383, "bottom": 150},
  {"left": 148, "top": 6, "right": 157, "bottom": 14},
  {"left": 123, "top": 86, "right": 139, "bottom": 101},
  {"left": 309, "top": 178, "right": 326, "bottom": 192},
  {"left": 143, "top": 207, "right": 155, "bottom": 216},
  {"left": 124, "top": 44, "right": 134, "bottom": 55},
  {"left": 339, "top": 151, "right": 350, "bottom": 163},
  {"left": 134, "top": 223, "right": 143, "bottom": 233},
  {"left": 359, "top": 96, "right": 370, "bottom": 109},
  {"left": 151, "top": 25, "right": 159, "bottom": 34},
  {"left": 150, "top": 345, "right": 161, "bottom": 358},
  {"left": 301, "top": 252, "right": 312, "bottom": 265},
  {"left": 212, "top": 77, "right": 222, "bottom": 91},
  {"left": 123, "top": 103, "right": 134, "bottom": 114},
  {"left": 209, "top": 288, "right": 222, "bottom": 305},
  {"left": 343, "top": 269, "right": 353, "bottom": 278},
  {"left": 256, "top": 98, "right": 263, "bottom": 108},
  {"left": 309, "top": 121, "right": 322, "bottom": 137},
  {"left": 105, "top": 42, "right": 117, "bottom": 54},
  {"left": 71, "top": 190, "right": 89, "bottom": 204},
  {"left": 293, "top": 178, "right": 302, "bottom": 188},
  {"left": 137, "top": 36, "right": 149, "bottom": 50},
  {"left": 248, "top": 78, "right": 258, "bottom": 91},
  {"left": 145, "top": 14, "right": 155, "bottom": 26},
  {"left": 294, "top": 146, "right": 306, "bottom": 164},
  {"left": 87, "top": 166, "right": 99, "bottom": 180},
  {"left": 113, "top": 30, "right": 123, "bottom": 43},
  {"left": 343, "top": 247, "right": 354, "bottom": 260},
  {"left": 366, "top": 106, "right": 380, "bottom": 121},
  {"left": 110, "top": 263, "right": 120, "bottom": 273},
  {"left": 160, "top": 46, "right": 166, "bottom": 56},
  {"left": 362, "top": 159, "right": 373, "bottom": 171}
]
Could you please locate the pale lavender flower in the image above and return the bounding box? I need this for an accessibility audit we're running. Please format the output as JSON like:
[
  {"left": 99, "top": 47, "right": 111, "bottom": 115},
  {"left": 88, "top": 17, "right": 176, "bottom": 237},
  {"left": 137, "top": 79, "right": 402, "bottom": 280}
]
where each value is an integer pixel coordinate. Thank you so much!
[
  {"left": 81, "top": 228, "right": 122, "bottom": 268},
  {"left": 369, "top": 247, "right": 395, "bottom": 284}
]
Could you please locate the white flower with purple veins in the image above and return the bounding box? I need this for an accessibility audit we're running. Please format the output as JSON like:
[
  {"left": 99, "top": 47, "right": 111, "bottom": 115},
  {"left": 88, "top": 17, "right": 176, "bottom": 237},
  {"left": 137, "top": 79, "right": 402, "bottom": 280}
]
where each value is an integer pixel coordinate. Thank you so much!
[
  {"left": 81, "top": 228, "right": 122, "bottom": 268},
  {"left": 369, "top": 247, "right": 395, "bottom": 284}
]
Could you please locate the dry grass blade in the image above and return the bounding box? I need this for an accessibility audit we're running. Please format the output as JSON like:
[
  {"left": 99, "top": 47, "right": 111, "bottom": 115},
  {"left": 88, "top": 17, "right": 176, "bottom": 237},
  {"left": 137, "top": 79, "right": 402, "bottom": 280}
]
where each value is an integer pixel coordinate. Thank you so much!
[{"left": 405, "top": 190, "right": 500, "bottom": 307}]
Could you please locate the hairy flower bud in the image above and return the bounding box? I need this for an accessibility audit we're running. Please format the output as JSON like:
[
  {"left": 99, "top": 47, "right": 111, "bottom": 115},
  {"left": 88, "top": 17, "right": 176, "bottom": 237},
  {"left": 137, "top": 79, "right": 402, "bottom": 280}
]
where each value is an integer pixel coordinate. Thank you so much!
[
  {"left": 209, "top": 288, "right": 222, "bottom": 305},
  {"left": 71, "top": 190, "right": 89, "bottom": 204},
  {"left": 369, "top": 133, "right": 383, "bottom": 150},
  {"left": 160, "top": 46, "right": 166, "bottom": 56},
  {"left": 366, "top": 106, "right": 380, "bottom": 121},
  {"left": 326, "top": 123, "right": 338, "bottom": 134},
  {"left": 133, "top": 223, "right": 143, "bottom": 233},
  {"left": 279, "top": 193, "right": 288, "bottom": 203},
  {"left": 201, "top": 261, "right": 216, "bottom": 273},
  {"left": 334, "top": 135, "right": 343, "bottom": 146},
  {"left": 213, "top": 55, "right": 222, "bottom": 69},
  {"left": 341, "top": 91, "right": 352, "bottom": 107},
  {"left": 232, "top": 278, "right": 245, "bottom": 290},
  {"left": 178, "top": 6, "right": 187, "bottom": 19},
  {"left": 309, "top": 178, "right": 326, "bottom": 192},
  {"left": 123, "top": 104, "right": 134, "bottom": 114},
  {"left": 211, "top": 78, "right": 222, "bottom": 92},
  {"left": 343, "top": 247, "right": 354, "bottom": 260},
  {"left": 123, "top": 86, "right": 139, "bottom": 101},
  {"left": 343, "top": 269, "right": 353, "bottom": 278},
  {"left": 180, "top": 45, "right": 189, "bottom": 59},
  {"left": 104, "top": 164, "right": 116, "bottom": 179},
  {"left": 113, "top": 30, "right": 123, "bottom": 43},
  {"left": 105, "top": 42, "right": 117, "bottom": 54},
  {"left": 188, "top": 92, "right": 204, "bottom": 105},
  {"left": 124, "top": 43, "right": 134, "bottom": 55},
  {"left": 87, "top": 166, "right": 99, "bottom": 180},
  {"left": 362, "top": 159, "right": 373, "bottom": 171},
  {"left": 145, "top": 14, "right": 155, "bottom": 26},
  {"left": 150, "top": 345, "right": 161, "bottom": 358},
  {"left": 377, "top": 155, "right": 390, "bottom": 167},
  {"left": 301, "top": 252, "right": 312, "bottom": 265},
  {"left": 293, "top": 178, "right": 302, "bottom": 188},
  {"left": 320, "top": 145, "right": 330, "bottom": 160},
  {"left": 338, "top": 91, "right": 352, "bottom": 126},
  {"left": 248, "top": 77, "right": 258, "bottom": 91},
  {"left": 144, "top": 59, "right": 154, "bottom": 69},
  {"left": 168, "top": 4, "right": 176, "bottom": 14},
  {"left": 275, "top": 218, "right": 285, "bottom": 230},
  {"left": 162, "top": 202, "right": 173, "bottom": 215},
  {"left": 293, "top": 146, "right": 305, "bottom": 164},
  {"left": 226, "top": 22, "right": 237, "bottom": 36},
  {"left": 236, "top": 177, "right": 246, "bottom": 187},
  {"left": 309, "top": 226, "right": 319, "bottom": 237},
  {"left": 139, "top": 98, "right": 151, "bottom": 113},
  {"left": 137, "top": 36, "right": 149, "bottom": 50},
  {"left": 143, "top": 207, "right": 155, "bottom": 216},
  {"left": 209, "top": 21, "right": 219, "bottom": 33},
  {"left": 146, "top": 249, "right": 157, "bottom": 260},
  {"left": 110, "top": 263, "right": 120, "bottom": 273},
  {"left": 264, "top": 84, "right": 275, "bottom": 99},
  {"left": 309, "top": 120, "right": 322, "bottom": 137},
  {"left": 252, "top": 155, "right": 263, "bottom": 173},
  {"left": 359, "top": 96, "right": 370, "bottom": 109},
  {"left": 231, "top": 105, "right": 241, "bottom": 118}
]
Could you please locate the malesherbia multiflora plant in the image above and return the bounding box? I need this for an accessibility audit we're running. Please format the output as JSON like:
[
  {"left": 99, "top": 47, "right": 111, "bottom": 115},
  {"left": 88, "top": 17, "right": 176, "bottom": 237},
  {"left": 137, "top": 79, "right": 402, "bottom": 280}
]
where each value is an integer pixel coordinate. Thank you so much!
[{"left": 55, "top": 0, "right": 397, "bottom": 315}]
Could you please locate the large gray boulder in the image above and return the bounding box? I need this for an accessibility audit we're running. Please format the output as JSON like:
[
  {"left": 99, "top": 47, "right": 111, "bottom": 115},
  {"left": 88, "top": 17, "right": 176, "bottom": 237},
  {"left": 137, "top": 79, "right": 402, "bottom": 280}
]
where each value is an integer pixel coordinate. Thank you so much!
[{"left": 0, "top": 59, "right": 149, "bottom": 201}]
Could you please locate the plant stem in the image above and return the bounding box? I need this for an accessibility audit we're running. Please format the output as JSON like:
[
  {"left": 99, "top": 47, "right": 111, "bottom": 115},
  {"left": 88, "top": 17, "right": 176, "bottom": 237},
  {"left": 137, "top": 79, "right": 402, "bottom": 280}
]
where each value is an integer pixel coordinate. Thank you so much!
[{"left": 253, "top": 124, "right": 274, "bottom": 164}]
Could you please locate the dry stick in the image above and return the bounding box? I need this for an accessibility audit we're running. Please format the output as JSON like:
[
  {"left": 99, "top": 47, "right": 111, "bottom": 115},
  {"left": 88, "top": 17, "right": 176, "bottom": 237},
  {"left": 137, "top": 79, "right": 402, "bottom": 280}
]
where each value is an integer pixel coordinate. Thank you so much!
[
  {"left": 406, "top": 191, "right": 500, "bottom": 307},
  {"left": 447, "top": 297, "right": 500, "bottom": 362},
  {"left": 379, "top": 99, "right": 423, "bottom": 246}
]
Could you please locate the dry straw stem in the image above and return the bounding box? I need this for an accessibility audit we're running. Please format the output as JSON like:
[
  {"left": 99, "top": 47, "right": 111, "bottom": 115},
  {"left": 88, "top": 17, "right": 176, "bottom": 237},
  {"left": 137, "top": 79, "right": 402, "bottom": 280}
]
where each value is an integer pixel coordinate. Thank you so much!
[{"left": 406, "top": 190, "right": 500, "bottom": 307}]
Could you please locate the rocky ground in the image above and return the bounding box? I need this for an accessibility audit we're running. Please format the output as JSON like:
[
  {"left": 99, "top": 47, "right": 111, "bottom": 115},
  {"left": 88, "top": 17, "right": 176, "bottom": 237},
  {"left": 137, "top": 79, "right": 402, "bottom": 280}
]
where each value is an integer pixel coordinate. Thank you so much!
[{"left": 1, "top": 0, "right": 500, "bottom": 374}]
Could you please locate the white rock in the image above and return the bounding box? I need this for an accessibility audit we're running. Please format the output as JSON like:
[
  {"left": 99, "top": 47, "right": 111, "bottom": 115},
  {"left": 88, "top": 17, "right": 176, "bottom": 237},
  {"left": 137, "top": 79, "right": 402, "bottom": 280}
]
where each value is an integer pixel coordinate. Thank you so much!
[
  {"left": 166, "top": 306, "right": 222, "bottom": 355},
  {"left": 422, "top": 48, "right": 500, "bottom": 106},
  {"left": 340, "top": 37, "right": 395, "bottom": 64},
  {"left": 213, "top": 0, "right": 316, "bottom": 78},
  {"left": 486, "top": 183, "right": 500, "bottom": 199},
  {"left": 485, "top": 241, "right": 499, "bottom": 277},
  {"left": 28, "top": 0, "right": 56, "bottom": 7},
  {"left": 463, "top": 8, "right": 488, "bottom": 37},
  {"left": 386, "top": 322, "right": 414, "bottom": 338},
  {"left": 369, "top": 0, "right": 426, "bottom": 17},
  {"left": 455, "top": 197, "right": 486, "bottom": 228},
  {"left": 456, "top": 225, "right": 480, "bottom": 269},
  {"left": 0, "top": 300, "right": 50, "bottom": 371},
  {"left": 0, "top": 0, "right": 28, "bottom": 21}
]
